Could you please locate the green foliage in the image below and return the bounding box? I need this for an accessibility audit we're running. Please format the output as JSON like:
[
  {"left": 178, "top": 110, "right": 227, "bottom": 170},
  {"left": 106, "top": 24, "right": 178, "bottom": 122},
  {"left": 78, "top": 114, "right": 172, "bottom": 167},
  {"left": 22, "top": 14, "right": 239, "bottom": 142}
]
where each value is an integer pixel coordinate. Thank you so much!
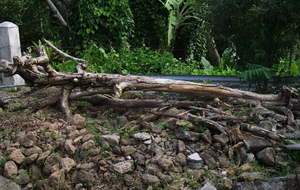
[
  {"left": 32, "top": 40, "right": 75, "bottom": 72},
  {"left": 159, "top": 0, "right": 199, "bottom": 49},
  {"left": 206, "top": 0, "right": 300, "bottom": 69},
  {"left": 69, "top": 0, "right": 134, "bottom": 50},
  {"left": 1, "top": 0, "right": 69, "bottom": 47},
  {"left": 273, "top": 58, "right": 300, "bottom": 77},
  {"left": 129, "top": 0, "right": 168, "bottom": 49},
  {"left": 239, "top": 64, "right": 277, "bottom": 82},
  {"left": 80, "top": 43, "right": 188, "bottom": 74},
  {"left": 0, "top": 156, "right": 7, "bottom": 166}
]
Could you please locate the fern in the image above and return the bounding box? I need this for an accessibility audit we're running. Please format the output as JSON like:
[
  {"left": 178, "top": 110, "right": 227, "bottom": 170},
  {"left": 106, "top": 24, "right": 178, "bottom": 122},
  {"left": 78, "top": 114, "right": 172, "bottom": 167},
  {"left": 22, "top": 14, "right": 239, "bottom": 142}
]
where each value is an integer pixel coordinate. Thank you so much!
[{"left": 238, "top": 64, "right": 276, "bottom": 82}]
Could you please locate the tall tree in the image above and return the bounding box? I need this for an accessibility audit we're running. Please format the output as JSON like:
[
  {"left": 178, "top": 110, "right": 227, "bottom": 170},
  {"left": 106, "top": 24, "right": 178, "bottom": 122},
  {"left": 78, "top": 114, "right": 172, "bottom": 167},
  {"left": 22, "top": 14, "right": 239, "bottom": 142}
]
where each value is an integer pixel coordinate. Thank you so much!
[{"left": 206, "top": 0, "right": 300, "bottom": 69}]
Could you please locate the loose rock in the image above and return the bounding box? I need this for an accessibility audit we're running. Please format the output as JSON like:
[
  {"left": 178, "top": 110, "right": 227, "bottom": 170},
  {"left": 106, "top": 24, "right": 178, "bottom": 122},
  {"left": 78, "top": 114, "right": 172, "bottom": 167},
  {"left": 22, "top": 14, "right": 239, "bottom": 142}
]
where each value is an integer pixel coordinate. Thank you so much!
[
  {"left": 4, "top": 161, "right": 18, "bottom": 178},
  {"left": 8, "top": 149, "right": 25, "bottom": 164},
  {"left": 112, "top": 160, "right": 135, "bottom": 174}
]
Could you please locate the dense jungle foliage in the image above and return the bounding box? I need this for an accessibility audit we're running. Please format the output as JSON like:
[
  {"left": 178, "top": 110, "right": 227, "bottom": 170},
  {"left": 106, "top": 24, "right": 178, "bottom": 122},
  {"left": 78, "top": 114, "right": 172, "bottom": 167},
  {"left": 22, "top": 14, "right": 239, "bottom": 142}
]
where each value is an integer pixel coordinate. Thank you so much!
[{"left": 1, "top": 0, "right": 300, "bottom": 81}]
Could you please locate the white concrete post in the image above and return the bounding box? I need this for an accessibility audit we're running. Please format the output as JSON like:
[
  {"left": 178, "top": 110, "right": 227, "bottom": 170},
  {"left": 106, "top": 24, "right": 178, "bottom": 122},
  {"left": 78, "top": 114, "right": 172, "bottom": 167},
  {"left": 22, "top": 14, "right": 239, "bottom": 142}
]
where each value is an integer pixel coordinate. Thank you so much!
[{"left": 0, "top": 21, "right": 25, "bottom": 87}]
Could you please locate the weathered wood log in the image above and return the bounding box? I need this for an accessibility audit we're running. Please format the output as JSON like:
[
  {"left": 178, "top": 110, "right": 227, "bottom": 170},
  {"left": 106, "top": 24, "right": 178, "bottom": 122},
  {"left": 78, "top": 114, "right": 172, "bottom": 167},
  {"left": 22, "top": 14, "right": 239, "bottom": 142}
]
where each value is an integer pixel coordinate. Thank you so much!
[{"left": 240, "top": 123, "right": 285, "bottom": 141}]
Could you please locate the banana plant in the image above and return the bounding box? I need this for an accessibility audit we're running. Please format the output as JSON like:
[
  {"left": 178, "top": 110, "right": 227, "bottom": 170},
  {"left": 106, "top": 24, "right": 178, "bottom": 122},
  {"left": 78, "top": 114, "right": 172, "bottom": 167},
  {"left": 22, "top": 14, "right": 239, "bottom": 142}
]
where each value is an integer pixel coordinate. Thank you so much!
[{"left": 159, "top": 0, "right": 199, "bottom": 50}]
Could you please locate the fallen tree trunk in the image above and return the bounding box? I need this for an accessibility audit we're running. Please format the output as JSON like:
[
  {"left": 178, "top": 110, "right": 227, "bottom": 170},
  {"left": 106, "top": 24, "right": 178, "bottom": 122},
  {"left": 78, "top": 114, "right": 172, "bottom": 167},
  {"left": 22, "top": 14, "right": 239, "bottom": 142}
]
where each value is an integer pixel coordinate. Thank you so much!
[{"left": 0, "top": 39, "right": 296, "bottom": 123}]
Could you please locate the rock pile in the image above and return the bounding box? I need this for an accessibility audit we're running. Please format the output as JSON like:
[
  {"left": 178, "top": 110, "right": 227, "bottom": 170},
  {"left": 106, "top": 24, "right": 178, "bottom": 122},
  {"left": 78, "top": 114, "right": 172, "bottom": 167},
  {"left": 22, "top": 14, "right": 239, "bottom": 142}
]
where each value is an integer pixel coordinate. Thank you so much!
[{"left": 0, "top": 107, "right": 299, "bottom": 190}]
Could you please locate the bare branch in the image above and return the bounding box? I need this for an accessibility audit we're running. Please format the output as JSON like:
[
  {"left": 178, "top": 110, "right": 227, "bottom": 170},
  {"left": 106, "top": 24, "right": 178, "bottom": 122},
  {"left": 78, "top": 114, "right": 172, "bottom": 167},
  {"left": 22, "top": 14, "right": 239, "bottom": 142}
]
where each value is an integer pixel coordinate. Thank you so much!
[
  {"left": 44, "top": 0, "right": 68, "bottom": 27},
  {"left": 43, "top": 39, "right": 88, "bottom": 73}
]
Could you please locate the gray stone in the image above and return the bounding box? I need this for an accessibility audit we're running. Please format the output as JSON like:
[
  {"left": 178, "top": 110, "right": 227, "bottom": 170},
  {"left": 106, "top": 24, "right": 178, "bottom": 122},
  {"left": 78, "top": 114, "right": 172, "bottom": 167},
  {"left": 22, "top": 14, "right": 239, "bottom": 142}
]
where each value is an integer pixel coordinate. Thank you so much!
[
  {"left": 233, "top": 147, "right": 247, "bottom": 164},
  {"left": 14, "top": 169, "right": 30, "bottom": 185},
  {"left": 23, "top": 146, "right": 42, "bottom": 156},
  {"left": 233, "top": 177, "right": 297, "bottom": 190},
  {"left": 82, "top": 134, "right": 95, "bottom": 142},
  {"left": 243, "top": 134, "right": 273, "bottom": 152},
  {"left": 246, "top": 153, "right": 256, "bottom": 162},
  {"left": 239, "top": 163, "right": 252, "bottom": 173},
  {"left": 187, "top": 161, "right": 203, "bottom": 169},
  {"left": 238, "top": 172, "right": 264, "bottom": 181},
  {"left": 165, "top": 107, "right": 181, "bottom": 115},
  {"left": 213, "top": 133, "right": 229, "bottom": 145},
  {"left": 70, "top": 114, "right": 87, "bottom": 129},
  {"left": 42, "top": 153, "right": 62, "bottom": 175},
  {"left": 34, "top": 179, "right": 51, "bottom": 190},
  {"left": 134, "top": 151, "right": 146, "bottom": 165},
  {"left": 187, "top": 169, "right": 204, "bottom": 182},
  {"left": 168, "top": 179, "right": 186, "bottom": 189},
  {"left": 141, "top": 173, "right": 160, "bottom": 188},
  {"left": 64, "top": 139, "right": 77, "bottom": 154},
  {"left": 49, "top": 169, "right": 65, "bottom": 187},
  {"left": 8, "top": 149, "right": 25, "bottom": 164},
  {"left": 149, "top": 122, "right": 162, "bottom": 133},
  {"left": 112, "top": 160, "right": 135, "bottom": 174},
  {"left": 176, "top": 120, "right": 194, "bottom": 130},
  {"left": 187, "top": 153, "right": 202, "bottom": 162},
  {"left": 15, "top": 131, "right": 26, "bottom": 143},
  {"left": 145, "top": 164, "right": 163, "bottom": 175},
  {"left": 116, "top": 116, "right": 128, "bottom": 126},
  {"left": 223, "top": 179, "right": 233, "bottom": 190},
  {"left": 156, "top": 172, "right": 173, "bottom": 183},
  {"left": 133, "top": 132, "right": 151, "bottom": 141},
  {"left": 80, "top": 162, "right": 95, "bottom": 171},
  {"left": 139, "top": 113, "right": 157, "bottom": 122},
  {"left": 200, "top": 152, "right": 217, "bottom": 169},
  {"left": 177, "top": 140, "right": 186, "bottom": 152},
  {"left": 148, "top": 143, "right": 163, "bottom": 155},
  {"left": 112, "top": 146, "right": 122, "bottom": 155},
  {"left": 4, "top": 161, "right": 18, "bottom": 178},
  {"left": 36, "top": 150, "right": 51, "bottom": 165},
  {"left": 218, "top": 154, "right": 230, "bottom": 168},
  {"left": 158, "top": 158, "right": 175, "bottom": 171},
  {"left": 21, "top": 183, "right": 33, "bottom": 190},
  {"left": 21, "top": 132, "right": 36, "bottom": 148},
  {"left": 60, "top": 157, "right": 76, "bottom": 172},
  {"left": 0, "top": 21, "right": 25, "bottom": 87},
  {"left": 25, "top": 153, "right": 39, "bottom": 164},
  {"left": 81, "top": 139, "right": 95, "bottom": 150},
  {"left": 121, "top": 145, "right": 137, "bottom": 156},
  {"left": 99, "top": 134, "right": 120, "bottom": 148},
  {"left": 175, "top": 153, "right": 186, "bottom": 166},
  {"left": 256, "top": 147, "right": 276, "bottom": 165},
  {"left": 29, "top": 165, "right": 42, "bottom": 181},
  {"left": 144, "top": 139, "right": 152, "bottom": 145},
  {"left": 0, "top": 175, "right": 20, "bottom": 190},
  {"left": 200, "top": 129, "right": 212, "bottom": 144},
  {"left": 175, "top": 130, "right": 200, "bottom": 141},
  {"left": 200, "top": 182, "right": 217, "bottom": 190}
]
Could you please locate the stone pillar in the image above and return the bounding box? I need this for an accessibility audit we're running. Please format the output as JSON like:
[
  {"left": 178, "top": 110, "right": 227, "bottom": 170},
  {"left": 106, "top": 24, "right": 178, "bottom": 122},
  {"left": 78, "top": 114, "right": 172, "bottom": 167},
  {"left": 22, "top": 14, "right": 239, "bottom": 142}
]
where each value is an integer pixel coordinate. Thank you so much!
[{"left": 0, "top": 21, "right": 25, "bottom": 87}]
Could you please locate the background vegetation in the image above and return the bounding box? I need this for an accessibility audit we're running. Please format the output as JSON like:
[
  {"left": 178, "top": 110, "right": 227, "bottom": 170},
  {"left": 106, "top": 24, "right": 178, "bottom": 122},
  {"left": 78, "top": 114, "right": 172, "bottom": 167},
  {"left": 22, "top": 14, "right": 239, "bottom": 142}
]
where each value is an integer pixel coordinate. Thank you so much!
[{"left": 1, "top": 0, "right": 300, "bottom": 80}]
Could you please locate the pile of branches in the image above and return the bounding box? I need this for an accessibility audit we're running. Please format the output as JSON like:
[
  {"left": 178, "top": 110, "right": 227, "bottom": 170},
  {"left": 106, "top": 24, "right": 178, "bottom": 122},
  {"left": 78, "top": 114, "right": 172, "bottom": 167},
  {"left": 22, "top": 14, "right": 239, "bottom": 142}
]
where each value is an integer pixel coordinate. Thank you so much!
[{"left": 0, "top": 39, "right": 299, "bottom": 141}]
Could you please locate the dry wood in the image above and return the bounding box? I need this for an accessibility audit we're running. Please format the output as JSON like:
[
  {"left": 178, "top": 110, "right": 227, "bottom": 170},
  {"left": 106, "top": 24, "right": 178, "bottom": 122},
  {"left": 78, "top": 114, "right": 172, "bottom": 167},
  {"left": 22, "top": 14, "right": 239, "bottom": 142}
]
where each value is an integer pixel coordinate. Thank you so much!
[
  {"left": 240, "top": 123, "right": 285, "bottom": 141},
  {"left": 151, "top": 111, "right": 227, "bottom": 135},
  {"left": 0, "top": 41, "right": 296, "bottom": 125}
]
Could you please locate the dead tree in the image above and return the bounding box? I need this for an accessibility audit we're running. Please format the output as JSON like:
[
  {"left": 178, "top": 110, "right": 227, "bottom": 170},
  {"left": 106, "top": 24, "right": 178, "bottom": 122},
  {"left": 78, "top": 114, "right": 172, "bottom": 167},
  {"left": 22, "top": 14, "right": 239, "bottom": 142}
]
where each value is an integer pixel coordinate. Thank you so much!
[{"left": 0, "top": 39, "right": 297, "bottom": 125}]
